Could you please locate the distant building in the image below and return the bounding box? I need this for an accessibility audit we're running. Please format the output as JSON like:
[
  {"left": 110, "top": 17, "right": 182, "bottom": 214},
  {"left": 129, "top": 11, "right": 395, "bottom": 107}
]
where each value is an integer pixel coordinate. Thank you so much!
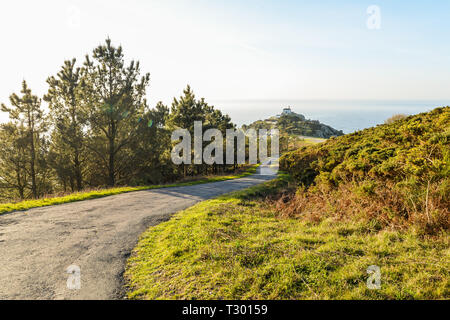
[
  {"left": 276, "top": 107, "right": 305, "bottom": 120},
  {"left": 282, "top": 107, "right": 293, "bottom": 115}
]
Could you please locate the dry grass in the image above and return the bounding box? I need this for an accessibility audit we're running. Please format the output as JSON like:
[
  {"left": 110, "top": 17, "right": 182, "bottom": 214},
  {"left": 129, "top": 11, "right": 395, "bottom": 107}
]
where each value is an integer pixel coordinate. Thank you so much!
[{"left": 273, "top": 180, "right": 449, "bottom": 236}]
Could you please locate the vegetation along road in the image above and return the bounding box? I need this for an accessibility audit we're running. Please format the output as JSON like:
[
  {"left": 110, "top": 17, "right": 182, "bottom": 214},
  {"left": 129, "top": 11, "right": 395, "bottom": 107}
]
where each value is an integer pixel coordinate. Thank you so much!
[{"left": 0, "top": 170, "right": 274, "bottom": 299}]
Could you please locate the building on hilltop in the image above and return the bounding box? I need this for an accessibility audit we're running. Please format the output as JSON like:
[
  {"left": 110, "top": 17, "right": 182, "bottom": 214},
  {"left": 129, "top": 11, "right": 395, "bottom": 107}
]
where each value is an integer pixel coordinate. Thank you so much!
[
  {"left": 245, "top": 106, "right": 344, "bottom": 139},
  {"left": 276, "top": 106, "right": 305, "bottom": 120},
  {"left": 282, "top": 107, "right": 293, "bottom": 115},
  {"left": 276, "top": 106, "right": 293, "bottom": 116}
]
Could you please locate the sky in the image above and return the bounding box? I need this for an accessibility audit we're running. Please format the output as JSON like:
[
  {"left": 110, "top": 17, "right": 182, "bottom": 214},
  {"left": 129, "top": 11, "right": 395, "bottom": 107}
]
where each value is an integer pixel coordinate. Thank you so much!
[{"left": 0, "top": 0, "right": 449, "bottom": 123}]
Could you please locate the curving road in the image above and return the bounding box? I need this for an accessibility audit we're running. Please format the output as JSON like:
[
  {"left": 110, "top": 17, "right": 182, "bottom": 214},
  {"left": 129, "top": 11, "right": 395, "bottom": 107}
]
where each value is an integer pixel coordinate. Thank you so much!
[{"left": 0, "top": 172, "right": 274, "bottom": 300}]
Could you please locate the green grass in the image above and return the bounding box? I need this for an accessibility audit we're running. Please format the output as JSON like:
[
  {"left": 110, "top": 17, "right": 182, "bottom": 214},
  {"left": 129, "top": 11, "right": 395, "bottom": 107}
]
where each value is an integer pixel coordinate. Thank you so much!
[
  {"left": 0, "top": 165, "right": 259, "bottom": 216},
  {"left": 125, "top": 176, "right": 449, "bottom": 300}
]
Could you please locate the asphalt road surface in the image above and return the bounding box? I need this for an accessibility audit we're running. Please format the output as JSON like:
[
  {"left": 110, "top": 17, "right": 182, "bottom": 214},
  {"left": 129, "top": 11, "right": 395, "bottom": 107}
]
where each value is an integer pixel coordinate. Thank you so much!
[{"left": 0, "top": 172, "right": 274, "bottom": 300}]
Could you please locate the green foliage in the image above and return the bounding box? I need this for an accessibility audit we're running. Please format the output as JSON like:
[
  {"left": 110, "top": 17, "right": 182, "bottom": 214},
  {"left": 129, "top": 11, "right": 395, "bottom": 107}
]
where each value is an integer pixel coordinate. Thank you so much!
[
  {"left": 44, "top": 58, "right": 85, "bottom": 191},
  {"left": 0, "top": 39, "right": 239, "bottom": 202},
  {"left": 281, "top": 107, "right": 449, "bottom": 186},
  {"left": 280, "top": 107, "right": 450, "bottom": 233},
  {"left": 80, "top": 38, "right": 151, "bottom": 187},
  {"left": 0, "top": 123, "right": 29, "bottom": 200},
  {"left": 167, "top": 85, "right": 235, "bottom": 177},
  {"left": 1, "top": 81, "right": 47, "bottom": 199}
]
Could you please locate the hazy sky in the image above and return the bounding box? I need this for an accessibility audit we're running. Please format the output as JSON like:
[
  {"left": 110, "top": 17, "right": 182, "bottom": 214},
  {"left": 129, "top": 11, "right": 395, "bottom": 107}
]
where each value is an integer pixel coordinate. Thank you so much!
[{"left": 1, "top": 0, "right": 449, "bottom": 123}]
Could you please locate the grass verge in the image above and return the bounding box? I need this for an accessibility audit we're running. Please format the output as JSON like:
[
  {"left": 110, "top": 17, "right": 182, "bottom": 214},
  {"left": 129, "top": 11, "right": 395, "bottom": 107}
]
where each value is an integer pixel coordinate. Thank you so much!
[
  {"left": 125, "top": 175, "right": 449, "bottom": 300},
  {"left": 0, "top": 165, "right": 258, "bottom": 216}
]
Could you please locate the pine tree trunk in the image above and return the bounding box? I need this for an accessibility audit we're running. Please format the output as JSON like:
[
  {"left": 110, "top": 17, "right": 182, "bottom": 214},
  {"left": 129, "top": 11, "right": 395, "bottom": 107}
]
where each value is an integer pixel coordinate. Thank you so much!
[
  {"left": 71, "top": 102, "right": 83, "bottom": 191},
  {"left": 108, "top": 134, "right": 115, "bottom": 187},
  {"left": 29, "top": 114, "right": 37, "bottom": 199},
  {"left": 30, "top": 151, "right": 37, "bottom": 198},
  {"left": 69, "top": 176, "right": 75, "bottom": 192},
  {"left": 74, "top": 151, "right": 82, "bottom": 191},
  {"left": 16, "top": 166, "right": 24, "bottom": 200}
]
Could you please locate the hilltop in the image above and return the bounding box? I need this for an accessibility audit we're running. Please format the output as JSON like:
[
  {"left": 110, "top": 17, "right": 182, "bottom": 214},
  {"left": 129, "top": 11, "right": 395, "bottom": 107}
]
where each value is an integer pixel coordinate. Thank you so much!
[{"left": 242, "top": 107, "right": 344, "bottom": 139}]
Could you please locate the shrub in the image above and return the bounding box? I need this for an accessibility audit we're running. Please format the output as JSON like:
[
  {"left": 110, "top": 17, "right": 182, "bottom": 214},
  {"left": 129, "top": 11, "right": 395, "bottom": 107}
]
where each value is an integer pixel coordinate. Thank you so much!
[
  {"left": 385, "top": 114, "right": 408, "bottom": 124},
  {"left": 279, "top": 107, "right": 450, "bottom": 235}
]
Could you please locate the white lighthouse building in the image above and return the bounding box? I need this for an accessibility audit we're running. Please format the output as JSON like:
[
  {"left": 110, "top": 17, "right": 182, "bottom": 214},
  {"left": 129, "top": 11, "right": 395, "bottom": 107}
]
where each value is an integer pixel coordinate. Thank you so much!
[
  {"left": 281, "top": 107, "right": 293, "bottom": 115},
  {"left": 275, "top": 106, "right": 306, "bottom": 120}
]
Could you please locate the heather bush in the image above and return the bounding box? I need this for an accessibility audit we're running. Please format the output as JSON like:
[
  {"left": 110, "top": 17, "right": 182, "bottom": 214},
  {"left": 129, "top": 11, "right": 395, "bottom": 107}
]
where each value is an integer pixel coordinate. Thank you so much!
[{"left": 279, "top": 107, "right": 450, "bottom": 235}]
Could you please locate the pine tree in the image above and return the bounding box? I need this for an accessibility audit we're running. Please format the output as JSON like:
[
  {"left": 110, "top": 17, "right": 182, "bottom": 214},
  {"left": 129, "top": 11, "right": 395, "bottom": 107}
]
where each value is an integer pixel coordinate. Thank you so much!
[
  {"left": 167, "top": 85, "right": 204, "bottom": 132},
  {"left": 80, "top": 38, "right": 150, "bottom": 186},
  {"left": 168, "top": 85, "right": 203, "bottom": 176},
  {"left": 168, "top": 85, "right": 234, "bottom": 176},
  {"left": 1, "top": 81, "right": 46, "bottom": 198},
  {"left": 0, "top": 122, "right": 29, "bottom": 200},
  {"left": 204, "top": 104, "right": 234, "bottom": 174},
  {"left": 44, "top": 59, "right": 85, "bottom": 191},
  {"left": 122, "top": 101, "right": 171, "bottom": 184}
]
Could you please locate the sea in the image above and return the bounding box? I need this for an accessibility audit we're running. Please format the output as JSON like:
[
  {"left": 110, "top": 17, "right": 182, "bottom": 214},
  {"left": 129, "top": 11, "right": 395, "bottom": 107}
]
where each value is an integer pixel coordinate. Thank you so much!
[
  {"left": 0, "top": 99, "right": 447, "bottom": 135},
  {"left": 209, "top": 100, "right": 450, "bottom": 134}
]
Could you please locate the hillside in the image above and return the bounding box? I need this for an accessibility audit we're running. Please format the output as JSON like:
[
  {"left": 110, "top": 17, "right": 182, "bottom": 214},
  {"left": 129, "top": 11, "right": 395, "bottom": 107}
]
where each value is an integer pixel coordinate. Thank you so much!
[
  {"left": 280, "top": 106, "right": 449, "bottom": 234},
  {"left": 126, "top": 107, "right": 449, "bottom": 300},
  {"left": 242, "top": 108, "right": 344, "bottom": 139}
]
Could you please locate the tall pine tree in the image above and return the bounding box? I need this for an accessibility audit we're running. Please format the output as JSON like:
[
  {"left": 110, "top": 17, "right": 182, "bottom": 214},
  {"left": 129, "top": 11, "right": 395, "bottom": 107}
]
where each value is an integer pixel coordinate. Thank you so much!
[
  {"left": 1, "top": 81, "right": 46, "bottom": 198},
  {"left": 0, "top": 122, "right": 29, "bottom": 200},
  {"left": 80, "top": 39, "right": 150, "bottom": 186},
  {"left": 44, "top": 59, "right": 85, "bottom": 191},
  {"left": 168, "top": 85, "right": 234, "bottom": 176}
]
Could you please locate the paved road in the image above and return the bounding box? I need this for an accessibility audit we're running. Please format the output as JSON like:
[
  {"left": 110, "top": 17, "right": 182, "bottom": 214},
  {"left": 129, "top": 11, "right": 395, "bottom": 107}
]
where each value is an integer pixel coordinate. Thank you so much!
[{"left": 0, "top": 172, "right": 274, "bottom": 300}]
